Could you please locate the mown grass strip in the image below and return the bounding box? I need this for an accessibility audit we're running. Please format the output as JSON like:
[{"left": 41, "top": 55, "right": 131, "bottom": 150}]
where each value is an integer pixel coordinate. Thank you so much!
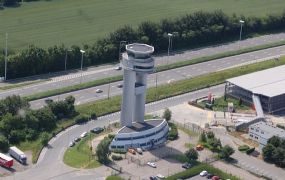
[
  {"left": 63, "top": 132, "right": 101, "bottom": 169},
  {"left": 25, "top": 40, "right": 285, "bottom": 101}
]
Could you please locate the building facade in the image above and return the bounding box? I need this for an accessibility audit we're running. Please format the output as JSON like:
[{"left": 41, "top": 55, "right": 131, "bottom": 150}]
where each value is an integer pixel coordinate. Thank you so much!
[{"left": 248, "top": 122, "right": 285, "bottom": 149}]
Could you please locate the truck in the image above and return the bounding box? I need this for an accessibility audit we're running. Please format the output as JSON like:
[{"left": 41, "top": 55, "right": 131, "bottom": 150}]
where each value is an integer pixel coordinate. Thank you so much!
[
  {"left": 9, "top": 146, "right": 27, "bottom": 164},
  {"left": 0, "top": 153, "right": 13, "bottom": 168}
]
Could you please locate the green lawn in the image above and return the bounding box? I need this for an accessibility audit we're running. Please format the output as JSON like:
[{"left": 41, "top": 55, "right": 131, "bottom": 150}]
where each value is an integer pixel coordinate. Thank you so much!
[
  {"left": 1, "top": 0, "right": 285, "bottom": 50},
  {"left": 63, "top": 133, "right": 101, "bottom": 169},
  {"left": 198, "top": 96, "right": 250, "bottom": 112}
]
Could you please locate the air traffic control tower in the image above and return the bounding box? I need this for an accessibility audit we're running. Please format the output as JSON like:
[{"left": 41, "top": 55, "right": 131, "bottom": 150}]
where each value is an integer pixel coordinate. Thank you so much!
[{"left": 110, "top": 43, "right": 169, "bottom": 151}]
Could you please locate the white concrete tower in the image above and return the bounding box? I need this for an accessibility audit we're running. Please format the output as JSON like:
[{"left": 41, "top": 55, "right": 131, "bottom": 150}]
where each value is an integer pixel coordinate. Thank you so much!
[{"left": 120, "top": 43, "right": 155, "bottom": 127}]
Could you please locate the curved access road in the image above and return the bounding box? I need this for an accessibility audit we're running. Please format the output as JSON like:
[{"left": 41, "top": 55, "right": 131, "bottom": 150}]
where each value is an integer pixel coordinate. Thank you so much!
[{"left": 2, "top": 84, "right": 224, "bottom": 180}]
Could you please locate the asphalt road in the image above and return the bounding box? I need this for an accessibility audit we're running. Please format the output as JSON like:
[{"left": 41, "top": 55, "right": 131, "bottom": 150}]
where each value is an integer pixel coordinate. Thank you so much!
[
  {"left": 1, "top": 32, "right": 285, "bottom": 99},
  {"left": 2, "top": 85, "right": 224, "bottom": 180},
  {"left": 28, "top": 45, "right": 285, "bottom": 109}
]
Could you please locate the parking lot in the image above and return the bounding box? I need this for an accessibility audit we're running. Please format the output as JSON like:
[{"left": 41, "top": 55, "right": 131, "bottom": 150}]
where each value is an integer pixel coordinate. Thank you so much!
[{"left": 0, "top": 151, "right": 32, "bottom": 177}]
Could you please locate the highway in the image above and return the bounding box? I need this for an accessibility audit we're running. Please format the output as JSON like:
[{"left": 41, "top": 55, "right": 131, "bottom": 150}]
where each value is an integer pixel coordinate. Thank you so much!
[
  {"left": 29, "top": 45, "right": 285, "bottom": 109},
  {"left": 2, "top": 85, "right": 225, "bottom": 180},
  {"left": 1, "top": 32, "right": 285, "bottom": 99}
]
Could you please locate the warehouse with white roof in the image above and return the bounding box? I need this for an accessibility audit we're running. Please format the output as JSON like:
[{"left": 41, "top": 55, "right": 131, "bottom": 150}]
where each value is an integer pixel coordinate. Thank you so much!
[{"left": 225, "top": 64, "right": 285, "bottom": 114}]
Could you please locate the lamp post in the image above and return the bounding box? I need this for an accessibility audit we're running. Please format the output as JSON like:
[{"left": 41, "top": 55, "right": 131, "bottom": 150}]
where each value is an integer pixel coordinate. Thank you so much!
[
  {"left": 64, "top": 49, "right": 72, "bottom": 71},
  {"left": 4, "top": 33, "right": 8, "bottom": 81},
  {"left": 239, "top": 20, "right": 245, "bottom": 48},
  {"left": 80, "top": 49, "right": 85, "bottom": 84},
  {"left": 167, "top": 33, "right": 173, "bottom": 64}
]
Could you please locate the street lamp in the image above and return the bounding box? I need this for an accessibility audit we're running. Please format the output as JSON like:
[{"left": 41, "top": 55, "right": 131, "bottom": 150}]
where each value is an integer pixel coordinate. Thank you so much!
[
  {"left": 4, "top": 33, "right": 8, "bottom": 81},
  {"left": 64, "top": 49, "right": 72, "bottom": 71},
  {"left": 80, "top": 49, "right": 85, "bottom": 84},
  {"left": 167, "top": 33, "right": 173, "bottom": 56},
  {"left": 239, "top": 20, "right": 245, "bottom": 47},
  {"left": 118, "top": 41, "right": 127, "bottom": 61}
]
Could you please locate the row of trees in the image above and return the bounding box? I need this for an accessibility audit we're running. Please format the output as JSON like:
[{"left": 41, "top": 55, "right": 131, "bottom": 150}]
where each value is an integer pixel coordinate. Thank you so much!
[
  {"left": 200, "top": 131, "right": 234, "bottom": 160},
  {"left": 262, "top": 136, "right": 285, "bottom": 167},
  {"left": 2, "top": 10, "right": 285, "bottom": 79},
  {"left": 0, "top": 95, "right": 76, "bottom": 152}
]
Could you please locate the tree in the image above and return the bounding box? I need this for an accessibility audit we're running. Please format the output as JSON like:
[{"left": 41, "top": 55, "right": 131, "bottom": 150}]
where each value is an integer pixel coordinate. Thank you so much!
[
  {"left": 40, "top": 132, "right": 50, "bottom": 146},
  {"left": 35, "top": 108, "right": 56, "bottom": 131},
  {"left": 206, "top": 131, "right": 215, "bottom": 139},
  {"left": 185, "top": 148, "right": 198, "bottom": 161},
  {"left": 268, "top": 136, "right": 280, "bottom": 147},
  {"left": 208, "top": 138, "right": 222, "bottom": 152},
  {"left": 0, "top": 135, "right": 9, "bottom": 152},
  {"left": 162, "top": 108, "right": 172, "bottom": 122},
  {"left": 199, "top": 131, "right": 207, "bottom": 142},
  {"left": 272, "top": 147, "right": 285, "bottom": 167},
  {"left": 219, "top": 145, "right": 235, "bottom": 160},
  {"left": 96, "top": 137, "right": 112, "bottom": 163}
]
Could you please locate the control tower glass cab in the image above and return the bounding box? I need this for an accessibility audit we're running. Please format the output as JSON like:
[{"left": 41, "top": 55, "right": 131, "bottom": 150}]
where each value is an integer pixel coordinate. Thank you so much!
[{"left": 120, "top": 43, "right": 155, "bottom": 127}]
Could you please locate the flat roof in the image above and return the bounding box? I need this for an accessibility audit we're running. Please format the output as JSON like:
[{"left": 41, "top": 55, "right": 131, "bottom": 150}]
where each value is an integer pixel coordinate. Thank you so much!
[
  {"left": 250, "top": 122, "right": 285, "bottom": 139},
  {"left": 119, "top": 120, "right": 163, "bottom": 133},
  {"left": 126, "top": 43, "right": 154, "bottom": 54},
  {"left": 227, "top": 65, "right": 285, "bottom": 97}
]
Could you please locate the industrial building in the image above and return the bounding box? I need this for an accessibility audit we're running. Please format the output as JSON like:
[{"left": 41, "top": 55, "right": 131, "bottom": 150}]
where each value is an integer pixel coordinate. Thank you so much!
[
  {"left": 225, "top": 64, "right": 285, "bottom": 114},
  {"left": 110, "top": 43, "right": 169, "bottom": 151},
  {"left": 248, "top": 121, "right": 285, "bottom": 149}
]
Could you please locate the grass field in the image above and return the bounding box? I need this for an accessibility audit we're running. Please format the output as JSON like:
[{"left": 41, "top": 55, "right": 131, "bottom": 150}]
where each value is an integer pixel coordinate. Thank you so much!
[
  {"left": 1, "top": 0, "right": 285, "bottom": 50},
  {"left": 63, "top": 132, "right": 101, "bottom": 169}
]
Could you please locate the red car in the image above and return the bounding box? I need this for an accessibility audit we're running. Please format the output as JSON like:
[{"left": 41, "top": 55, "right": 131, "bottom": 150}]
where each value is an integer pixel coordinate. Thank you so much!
[{"left": 212, "top": 176, "right": 220, "bottom": 180}]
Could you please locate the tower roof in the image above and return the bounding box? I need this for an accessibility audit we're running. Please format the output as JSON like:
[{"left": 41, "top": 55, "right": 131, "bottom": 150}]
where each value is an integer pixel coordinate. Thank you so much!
[{"left": 126, "top": 43, "right": 154, "bottom": 55}]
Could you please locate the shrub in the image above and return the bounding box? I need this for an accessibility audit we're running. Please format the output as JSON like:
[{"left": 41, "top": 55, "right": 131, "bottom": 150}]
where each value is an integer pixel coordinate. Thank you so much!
[
  {"left": 238, "top": 145, "right": 250, "bottom": 152},
  {"left": 0, "top": 135, "right": 9, "bottom": 153},
  {"left": 74, "top": 115, "right": 88, "bottom": 124},
  {"left": 246, "top": 147, "right": 255, "bottom": 155},
  {"left": 168, "top": 123, "right": 178, "bottom": 140},
  {"left": 111, "top": 154, "right": 123, "bottom": 161}
]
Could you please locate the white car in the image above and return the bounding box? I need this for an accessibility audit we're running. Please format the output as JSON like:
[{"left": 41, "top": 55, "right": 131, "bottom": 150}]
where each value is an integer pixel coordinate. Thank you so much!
[
  {"left": 96, "top": 89, "right": 103, "bottom": 93},
  {"left": 156, "top": 174, "right": 165, "bottom": 179},
  {"left": 80, "top": 132, "right": 87, "bottom": 138},
  {"left": 114, "top": 66, "right": 122, "bottom": 70},
  {"left": 147, "top": 162, "right": 156, "bottom": 168},
  {"left": 68, "top": 141, "right": 75, "bottom": 147},
  {"left": 199, "top": 170, "right": 208, "bottom": 176}
]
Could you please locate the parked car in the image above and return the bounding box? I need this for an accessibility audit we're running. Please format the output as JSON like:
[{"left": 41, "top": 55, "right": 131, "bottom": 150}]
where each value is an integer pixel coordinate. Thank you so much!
[
  {"left": 69, "top": 141, "right": 75, "bottom": 147},
  {"left": 156, "top": 174, "right": 165, "bottom": 179},
  {"left": 206, "top": 173, "right": 214, "bottom": 179},
  {"left": 96, "top": 89, "right": 103, "bottom": 93},
  {"left": 91, "top": 127, "right": 104, "bottom": 134},
  {"left": 212, "top": 176, "right": 220, "bottom": 180},
  {"left": 128, "top": 148, "right": 136, "bottom": 155},
  {"left": 147, "top": 162, "right": 156, "bottom": 168},
  {"left": 136, "top": 148, "right": 143, "bottom": 154},
  {"left": 80, "top": 132, "right": 87, "bottom": 138},
  {"left": 114, "top": 66, "right": 122, "bottom": 70},
  {"left": 149, "top": 176, "right": 157, "bottom": 180},
  {"left": 117, "top": 84, "right": 123, "bottom": 88},
  {"left": 196, "top": 144, "right": 204, "bottom": 151},
  {"left": 74, "top": 137, "right": 81, "bottom": 142},
  {"left": 182, "top": 162, "right": 192, "bottom": 169},
  {"left": 200, "top": 170, "right": 208, "bottom": 177}
]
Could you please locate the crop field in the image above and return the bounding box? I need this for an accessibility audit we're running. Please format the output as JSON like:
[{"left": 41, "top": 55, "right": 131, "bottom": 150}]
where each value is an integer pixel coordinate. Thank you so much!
[{"left": 1, "top": 0, "right": 285, "bottom": 50}]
